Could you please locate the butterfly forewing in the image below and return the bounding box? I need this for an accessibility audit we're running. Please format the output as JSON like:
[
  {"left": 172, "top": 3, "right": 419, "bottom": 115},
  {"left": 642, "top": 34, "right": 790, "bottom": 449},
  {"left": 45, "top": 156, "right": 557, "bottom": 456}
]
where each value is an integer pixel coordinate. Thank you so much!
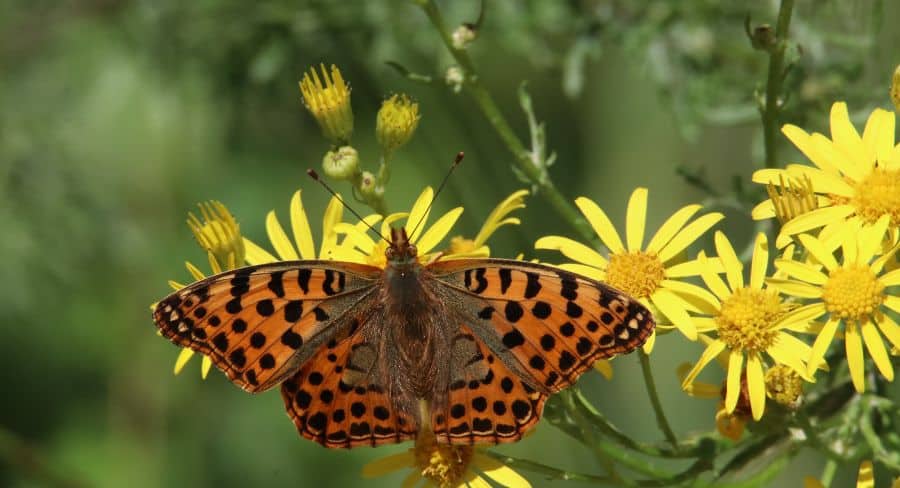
[
  {"left": 430, "top": 259, "right": 654, "bottom": 394},
  {"left": 153, "top": 261, "right": 381, "bottom": 392}
]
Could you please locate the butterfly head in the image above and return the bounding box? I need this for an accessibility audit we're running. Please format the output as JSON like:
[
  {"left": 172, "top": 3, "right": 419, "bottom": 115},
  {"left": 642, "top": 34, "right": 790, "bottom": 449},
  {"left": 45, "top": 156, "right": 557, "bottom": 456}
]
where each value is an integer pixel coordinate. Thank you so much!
[{"left": 386, "top": 227, "right": 418, "bottom": 267}]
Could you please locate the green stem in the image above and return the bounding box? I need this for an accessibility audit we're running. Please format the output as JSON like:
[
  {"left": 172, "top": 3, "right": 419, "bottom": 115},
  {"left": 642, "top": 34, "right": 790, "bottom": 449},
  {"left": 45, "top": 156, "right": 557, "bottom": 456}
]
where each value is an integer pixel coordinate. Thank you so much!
[
  {"left": 820, "top": 459, "right": 838, "bottom": 487},
  {"left": 761, "top": 0, "right": 795, "bottom": 168},
  {"left": 484, "top": 452, "right": 612, "bottom": 484},
  {"left": 638, "top": 350, "right": 679, "bottom": 450},
  {"left": 418, "top": 0, "right": 597, "bottom": 245}
]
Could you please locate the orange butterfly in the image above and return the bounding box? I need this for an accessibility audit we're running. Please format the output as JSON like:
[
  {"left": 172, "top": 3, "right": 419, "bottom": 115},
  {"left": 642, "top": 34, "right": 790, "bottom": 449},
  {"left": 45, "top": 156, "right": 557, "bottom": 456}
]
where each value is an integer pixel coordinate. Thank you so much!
[{"left": 153, "top": 224, "right": 654, "bottom": 448}]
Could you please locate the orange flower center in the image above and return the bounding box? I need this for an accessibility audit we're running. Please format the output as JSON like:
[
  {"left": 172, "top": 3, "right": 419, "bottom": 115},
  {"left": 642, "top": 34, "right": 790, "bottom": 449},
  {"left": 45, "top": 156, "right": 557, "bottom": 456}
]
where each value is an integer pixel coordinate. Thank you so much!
[
  {"left": 605, "top": 251, "right": 665, "bottom": 299},
  {"left": 822, "top": 264, "right": 884, "bottom": 322},
  {"left": 851, "top": 168, "right": 900, "bottom": 225},
  {"left": 715, "top": 287, "right": 782, "bottom": 353}
]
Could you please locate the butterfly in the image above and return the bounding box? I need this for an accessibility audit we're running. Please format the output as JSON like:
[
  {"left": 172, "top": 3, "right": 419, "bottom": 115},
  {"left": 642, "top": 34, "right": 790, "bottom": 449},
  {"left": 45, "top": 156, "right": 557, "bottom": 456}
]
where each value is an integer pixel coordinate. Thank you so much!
[{"left": 152, "top": 226, "right": 654, "bottom": 448}]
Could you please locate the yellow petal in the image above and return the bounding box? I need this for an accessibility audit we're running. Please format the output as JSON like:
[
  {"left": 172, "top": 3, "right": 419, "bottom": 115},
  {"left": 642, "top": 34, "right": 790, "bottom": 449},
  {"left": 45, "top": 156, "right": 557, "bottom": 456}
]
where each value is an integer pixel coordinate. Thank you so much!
[
  {"left": 664, "top": 257, "right": 724, "bottom": 278},
  {"left": 642, "top": 329, "right": 657, "bottom": 354},
  {"left": 650, "top": 288, "right": 697, "bottom": 340},
  {"left": 773, "top": 260, "right": 828, "bottom": 285},
  {"left": 289, "top": 190, "right": 316, "bottom": 259},
  {"left": 798, "top": 234, "right": 839, "bottom": 271},
  {"left": 185, "top": 261, "right": 206, "bottom": 281},
  {"left": 785, "top": 164, "right": 855, "bottom": 197},
  {"left": 724, "top": 350, "right": 744, "bottom": 413},
  {"left": 681, "top": 339, "right": 726, "bottom": 387},
  {"left": 415, "top": 207, "right": 463, "bottom": 255},
  {"left": 808, "top": 318, "right": 840, "bottom": 377},
  {"left": 556, "top": 263, "right": 605, "bottom": 280},
  {"left": 749, "top": 233, "right": 769, "bottom": 289},
  {"left": 625, "top": 188, "right": 648, "bottom": 251},
  {"left": 858, "top": 214, "right": 890, "bottom": 264},
  {"left": 768, "top": 333, "right": 813, "bottom": 379},
  {"left": 657, "top": 212, "right": 724, "bottom": 264},
  {"left": 781, "top": 205, "right": 856, "bottom": 238},
  {"left": 333, "top": 222, "right": 377, "bottom": 252},
  {"left": 201, "top": 355, "right": 212, "bottom": 379},
  {"left": 593, "top": 359, "right": 613, "bottom": 380},
  {"left": 407, "top": 187, "right": 434, "bottom": 243},
  {"left": 473, "top": 189, "right": 529, "bottom": 246},
  {"left": 534, "top": 236, "right": 608, "bottom": 268},
  {"left": 360, "top": 451, "right": 414, "bottom": 478},
  {"left": 464, "top": 473, "right": 494, "bottom": 488},
  {"left": 845, "top": 321, "right": 866, "bottom": 392},
  {"left": 575, "top": 197, "right": 625, "bottom": 254},
  {"left": 381, "top": 212, "right": 410, "bottom": 240},
  {"left": 266, "top": 211, "right": 299, "bottom": 260},
  {"left": 861, "top": 320, "right": 894, "bottom": 381},
  {"left": 659, "top": 280, "right": 720, "bottom": 314},
  {"left": 472, "top": 453, "right": 533, "bottom": 488},
  {"left": 714, "top": 232, "right": 743, "bottom": 292},
  {"left": 242, "top": 237, "right": 278, "bottom": 265},
  {"left": 646, "top": 204, "right": 703, "bottom": 253},
  {"left": 875, "top": 313, "right": 900, "bottom": 350},
  {"left": 751, "top": 199, "right": 777, "bottom": 220},
  {"left": 746, "top": 352, "right": 766, "bottom": 420},
  {"left": 697, "top": 251, "right": 731, "bottom": 301},
  {"left": 173, "top": 348, "right": 195, "bottom": 375},
  {"left": 773, "top": 302, "right": 827, "bottom": 329},
  {"left": 829, "top": 102, "right": 866, "bottom": 169},
  {"left": 320, "top": 194, "right": 346, "bottom": 255},
  {"left": 809, "top": 132, "right": 862, "bottom": 179},
  {"left": 863, "top": 109, "right": 896, "bottom": 166},
  {"left": 167, "top": 280, "right": 184, "bottom": 290},
  {"left": 691, "top": 316, "right": 719, "bottom": 333},
  {"left": 782, "top": 124, "right": 839, "bottom": 174},
  {"left": 857, "top": 460, "right": 874, "bottom": 488},
  {"left": 751, "top": 168, "right": 790, "bottom": 185}
]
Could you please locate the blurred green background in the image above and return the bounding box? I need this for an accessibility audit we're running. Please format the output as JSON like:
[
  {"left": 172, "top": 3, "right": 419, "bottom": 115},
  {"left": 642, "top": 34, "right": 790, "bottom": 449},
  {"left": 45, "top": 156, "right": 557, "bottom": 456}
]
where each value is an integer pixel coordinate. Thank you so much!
[{"left": 3, "top": 1, "right": 897, "bottom": 486}]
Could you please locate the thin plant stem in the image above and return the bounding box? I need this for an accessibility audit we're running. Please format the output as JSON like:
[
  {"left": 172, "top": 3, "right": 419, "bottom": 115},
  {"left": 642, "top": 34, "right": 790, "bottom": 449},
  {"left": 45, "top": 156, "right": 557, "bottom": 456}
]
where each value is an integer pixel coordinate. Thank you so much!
[
  {"left": 761, "top": 0, "right": 795, "bottom": 168},
  {"left": 418, "top": 0, "right": 597, "bottom": 245},
  {"left": 638, "top": 350, "right": 679, "bottom": 450}
]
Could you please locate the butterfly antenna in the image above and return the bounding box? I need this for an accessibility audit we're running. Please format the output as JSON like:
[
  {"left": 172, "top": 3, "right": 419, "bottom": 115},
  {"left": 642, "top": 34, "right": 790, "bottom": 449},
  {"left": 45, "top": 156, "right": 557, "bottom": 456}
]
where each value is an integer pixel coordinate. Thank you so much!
[
  {"left": 306, "top": 169, "right": 390, "bottom": 244},
  {"left": 408, "top": 151, "right": 464, "bottom": 239}
]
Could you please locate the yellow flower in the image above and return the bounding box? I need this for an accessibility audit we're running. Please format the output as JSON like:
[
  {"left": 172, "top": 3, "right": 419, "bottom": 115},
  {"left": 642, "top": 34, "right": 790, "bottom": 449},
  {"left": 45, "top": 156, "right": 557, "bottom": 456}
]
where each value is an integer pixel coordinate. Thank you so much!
[
  {"left": 334, "top": 188, "right": 525, "bottom": 267},
  {"left": 362, "top": 429, "right": 530, "bottom": 488},
  {"left": 170, "top": 200, "right": 246, "bottom": 378},
  {"left": 752, "top": 102, "right": 900, "bottom": 246},
  {"left": 681, "top": 232, "right": 815, "bottom": 420},
  {"left": 242, "top": 189, "right": 378, "bottom": 265},
  {"left": 376, "top": 94, "right": 421, "bottom": 154},
  {"left": 445, "top": 189, "right": 529, "bottom": 258},
  {"left": 769, "top": 217, "right": 900, "bottom": 392},
  {"left": 535, "top": 188, "right": 724, "bottom": 346},
  {"left": 804, "top": 460, "right": 874, "bottom": 488},
  {"left": 187, "top": 200, "right": 245, "bottom": 269},
  {"left": 299, "top": 64, "right": 353, "bottom": 144}
]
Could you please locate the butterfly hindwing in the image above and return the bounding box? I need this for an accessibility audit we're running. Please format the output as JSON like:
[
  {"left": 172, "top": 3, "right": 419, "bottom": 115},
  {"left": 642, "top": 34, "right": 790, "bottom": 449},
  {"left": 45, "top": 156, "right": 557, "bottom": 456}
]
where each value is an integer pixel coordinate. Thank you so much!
[
  {"left": 153, "top": 261, "right": 381, "bottom": 392},
  {"left": 281, "top": 330, "right": 419, "bottom": 448},
  {"left": 432, "top": 325, "right": 546, "bottom": 445},
  {"left": 430, "top": 259, "right": 654, "bottom": 393}
]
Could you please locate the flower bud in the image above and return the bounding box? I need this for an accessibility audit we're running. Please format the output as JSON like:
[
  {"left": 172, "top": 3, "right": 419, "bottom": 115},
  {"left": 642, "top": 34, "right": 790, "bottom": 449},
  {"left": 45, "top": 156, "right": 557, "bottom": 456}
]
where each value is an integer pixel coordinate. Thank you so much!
[
  {"left": 451, "top": 24, "right": 477, "bottom": 50},
  {"left": 445, "top": 66, "right": 464, "bottom": 93},
  {"left": 322, "top": 145, "right": 359, "bottom": 180},
  {"left": 358, "top": 171, "right": 378, "bottom": 197},
  {"left": 187, "top": 200, "right": 245, "bottom": 269},
  {"left": 376, "top": 94, "right": 420, "bottom": 154},
  {"left": 299, "top": 64, "right": 353, "bottom": 144},
  {"left": 891, "top": 64, "right": 900, "bottom": 112}
]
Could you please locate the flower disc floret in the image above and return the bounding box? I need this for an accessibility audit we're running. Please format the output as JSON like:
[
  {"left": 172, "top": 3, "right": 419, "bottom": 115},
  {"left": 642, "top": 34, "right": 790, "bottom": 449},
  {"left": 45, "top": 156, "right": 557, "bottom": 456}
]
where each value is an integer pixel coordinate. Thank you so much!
[
  {"left": 605, "top": 251, "right": 665, "bottom": 299},
  {"left": 413, "top": 432, "right": 473, "bottom": 488},
  {"left": 715, "top": 287, "right": 782, "bottom": 353},
  {"left": 765, "top": 364, "right": 802, "bottom": 407},
  {"left": 821, "top": 265, "right": 884, "bottom": 321},
  {"left": 851, "top": 168, "right": 900, "bottom": 225}
]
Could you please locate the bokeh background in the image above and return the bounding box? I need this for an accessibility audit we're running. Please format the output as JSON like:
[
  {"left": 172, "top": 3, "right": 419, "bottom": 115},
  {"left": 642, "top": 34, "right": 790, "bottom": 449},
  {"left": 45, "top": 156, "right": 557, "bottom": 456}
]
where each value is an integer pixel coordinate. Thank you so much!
[{"left": 3, "top": 1, "right": 898, "bottom": 486}]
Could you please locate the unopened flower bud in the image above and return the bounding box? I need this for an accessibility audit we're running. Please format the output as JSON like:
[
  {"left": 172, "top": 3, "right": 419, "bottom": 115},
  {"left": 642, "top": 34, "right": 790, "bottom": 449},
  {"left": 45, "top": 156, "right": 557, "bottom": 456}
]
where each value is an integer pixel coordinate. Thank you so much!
[
  {"left": 322, "top": 146, "right": 359, "bottom": 180},
  {"left": 358, "top": 171, "right": 378, "bottom": 197},
  {"left": 187, "top": 200, "right": 245, "bottom": 269},
  {"left": 299, "top": 64, "right": 353, "bottom": 144},
  {"left": 451, "top": 24, "right": 477, "bottom": 50},
  {"left": 376, "top": 94, "right": 420, "bottom": 153}
]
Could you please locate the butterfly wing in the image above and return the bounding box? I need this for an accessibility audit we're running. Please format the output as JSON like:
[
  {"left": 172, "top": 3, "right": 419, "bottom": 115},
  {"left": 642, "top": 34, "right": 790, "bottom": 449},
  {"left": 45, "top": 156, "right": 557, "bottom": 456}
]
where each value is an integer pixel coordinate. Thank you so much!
[
  {"left": 152, "top": 260, "right": 381, "bottom": 393},
  {"left": 280, "top": 322, "right": 419, "bottom": 448},
  {"left": 427, "top": 258, "right": 654, "bottom": 444},
  {"left": 431, "top": 325, "right": 546, "bottom": 445}
]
